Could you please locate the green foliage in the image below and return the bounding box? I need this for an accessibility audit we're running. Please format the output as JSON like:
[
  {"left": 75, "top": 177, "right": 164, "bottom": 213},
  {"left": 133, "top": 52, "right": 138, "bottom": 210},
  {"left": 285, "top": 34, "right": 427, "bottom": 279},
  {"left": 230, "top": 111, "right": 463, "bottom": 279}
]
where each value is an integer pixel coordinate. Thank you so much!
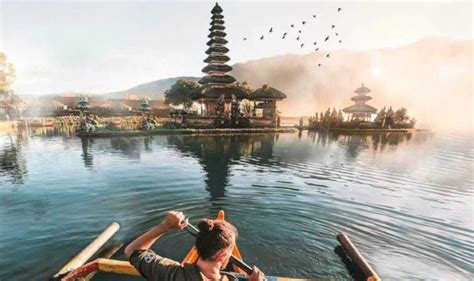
[
  {"left": 231, "top": 81, "right": 253, "bottom": 95},
  {"left": 164, "top": 80, "right": 201, "bottom": 109},
  {"left": 375, "top": 106, "right": 387, "bottom": 122},
  {"left": 0, "top": 52, "right": 15, "bottom": 92},
  {"left": 240, "top": 99, "right": 253, "bottom": 117},
  {"left": 394, "top": 107, "right": 408, "bottom": 122}
]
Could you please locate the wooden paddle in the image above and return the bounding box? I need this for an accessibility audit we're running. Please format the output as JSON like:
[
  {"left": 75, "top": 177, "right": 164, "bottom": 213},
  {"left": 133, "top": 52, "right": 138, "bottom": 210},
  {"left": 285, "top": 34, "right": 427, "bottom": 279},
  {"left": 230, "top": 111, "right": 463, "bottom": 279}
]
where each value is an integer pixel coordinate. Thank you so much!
[{"left": 184, "top": 222, "right": 254, "bottom": 275}]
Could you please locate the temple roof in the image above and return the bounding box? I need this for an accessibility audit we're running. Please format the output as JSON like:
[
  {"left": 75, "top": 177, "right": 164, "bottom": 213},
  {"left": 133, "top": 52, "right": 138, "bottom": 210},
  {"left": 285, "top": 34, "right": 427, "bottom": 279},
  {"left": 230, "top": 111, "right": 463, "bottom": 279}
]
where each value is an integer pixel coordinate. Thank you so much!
[
  {"left": 202, "top": 64, "right": 232, "bottom": 73},
  {"left": 211, "top": 14, "right": 224, "bottom": 20},
  {"left": 207, "top": 38, "right": 228, "bottom": 46},
  {"left": 211, "top": 3, "right": 223, "bottom": 14},
  {"left": 199, "top": 85, "right": 249, "bottom": 99},
  {"left": 198, "top": 75, "right": 236, "bottom": 85},
  {"left": 209, "top": 25, "right": 225, "bottom": 31},
  {"left": 204, "top": 55, "right": 230, "bottom": 63},
  {"left": 210, "top": 19, "right": 225, "bottom": 25},
  {"left": 351, "top": 95, "right": 372, "bottom": 102},
  {"left": 342, "top": 104, "right": 377, "bottom": 113},
  {"left": 208, "top": 30, "right": 227, "bottom": 38},
  {"left": 205, "top": 46, "right": 229, "bottom": 55},
  {"left": 249, "top": 85, "right": 287, "bottom": 100},
  {"left": 355, "top": 83, "right": 371, "bottom": 94}
]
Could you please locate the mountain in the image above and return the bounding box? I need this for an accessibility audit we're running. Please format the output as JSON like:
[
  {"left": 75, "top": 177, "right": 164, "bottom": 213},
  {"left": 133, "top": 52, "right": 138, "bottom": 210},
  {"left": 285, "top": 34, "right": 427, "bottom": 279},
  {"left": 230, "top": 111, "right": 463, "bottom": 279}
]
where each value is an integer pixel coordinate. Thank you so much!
[
  {"left": 35, "top": 38, "right": 472, "bottom": 131},
  {"left": 229, "top": 38, "right": 472, "bottom": 130},
  {"left": 105, "top": 76, "right": 199, "bottom": 99}
]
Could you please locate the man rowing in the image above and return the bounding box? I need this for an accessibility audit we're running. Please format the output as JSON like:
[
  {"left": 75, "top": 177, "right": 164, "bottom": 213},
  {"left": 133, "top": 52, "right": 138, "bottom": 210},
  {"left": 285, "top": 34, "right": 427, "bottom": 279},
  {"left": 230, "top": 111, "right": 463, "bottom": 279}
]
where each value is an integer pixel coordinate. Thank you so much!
[{"left": 125, "top": 211, "right": 265, "bottom": 281}]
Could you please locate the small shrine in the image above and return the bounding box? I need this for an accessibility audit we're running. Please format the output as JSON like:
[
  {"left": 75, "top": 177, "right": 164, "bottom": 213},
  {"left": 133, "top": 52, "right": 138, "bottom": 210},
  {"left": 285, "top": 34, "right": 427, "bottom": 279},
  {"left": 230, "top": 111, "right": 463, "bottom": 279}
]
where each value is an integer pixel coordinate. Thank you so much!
[{"left": 342, "top": 83, "right": 377, "bottom": 121}]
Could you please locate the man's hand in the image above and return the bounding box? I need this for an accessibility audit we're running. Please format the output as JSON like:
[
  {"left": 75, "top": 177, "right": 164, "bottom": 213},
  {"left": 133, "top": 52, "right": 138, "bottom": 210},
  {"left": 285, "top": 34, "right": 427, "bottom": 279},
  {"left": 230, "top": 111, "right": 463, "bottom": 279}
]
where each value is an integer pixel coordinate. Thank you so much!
[
  {"left": 249, "top": 266, "right": 265, "bottom": 281},
  {"left": 162, "top": 211, "right": 188, "bottom": 230}
]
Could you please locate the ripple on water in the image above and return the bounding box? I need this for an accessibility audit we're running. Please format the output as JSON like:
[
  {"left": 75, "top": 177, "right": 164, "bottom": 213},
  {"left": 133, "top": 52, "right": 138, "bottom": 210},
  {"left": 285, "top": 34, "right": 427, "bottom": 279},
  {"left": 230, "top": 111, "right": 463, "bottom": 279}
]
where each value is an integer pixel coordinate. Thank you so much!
[{"left": 0, "top": 131, "right": 472, "bottom": 280}]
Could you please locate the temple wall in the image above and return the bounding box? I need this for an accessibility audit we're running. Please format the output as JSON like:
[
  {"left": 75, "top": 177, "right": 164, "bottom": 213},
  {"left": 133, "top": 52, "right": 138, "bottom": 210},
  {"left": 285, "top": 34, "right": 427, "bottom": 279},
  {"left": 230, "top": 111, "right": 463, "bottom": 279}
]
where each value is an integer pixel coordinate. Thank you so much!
[{"left": 249, "top": 118, "right": 275, "bottom": 128}]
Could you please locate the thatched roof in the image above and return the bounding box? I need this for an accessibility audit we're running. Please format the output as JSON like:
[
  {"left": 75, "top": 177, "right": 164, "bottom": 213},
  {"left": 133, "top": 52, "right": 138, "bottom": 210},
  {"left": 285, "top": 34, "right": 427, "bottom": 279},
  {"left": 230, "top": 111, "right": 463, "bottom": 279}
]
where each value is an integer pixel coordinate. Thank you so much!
[
  {"left": 208, "top": 31, "right": 226, "bottom": 38},
  {"left": 211, "top": 3, "right": 223, "bottom": 14},
  {"left": 205, "top": 46, "right": 229, "bottom": 55},
  {"left": 203, "top": 54, "right": 230, "bottom": 63},
  {"left": 198, "top": 75, "right": 236, "bottom": 85},
  {"left": 202, "top": 64, "right": 232, "bottom": 73},
  {"left": 342, "top": 104, "right": 377, "bottom": 113},
  {"left": 355, "top": 83, "right": 371, "bottom": 94},
  {"left": 207, "top": 38, "right": 228, "bottom": 46},
  {"left": 211, "top": 14, "right": 224, "bottom": 20},
  {"left": 210, "top": 20, "right": 224, "bottom": 25},
  {"left": 351, "top": 95, "right": 372, "bottom": 102},
  {"left": 199, "top": 85, "right": 249, "bottom": 99},
  {"left": 209, "top": 25, "right": 225, "bottom": 31},
  {"left": 249, "top": 85, "right": 287, "bottom": 100}
]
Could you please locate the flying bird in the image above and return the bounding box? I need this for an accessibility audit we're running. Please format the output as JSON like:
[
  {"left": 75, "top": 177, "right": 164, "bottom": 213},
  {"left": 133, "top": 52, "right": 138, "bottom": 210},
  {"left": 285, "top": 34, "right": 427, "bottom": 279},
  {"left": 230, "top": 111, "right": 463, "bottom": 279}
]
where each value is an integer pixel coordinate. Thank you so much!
[
  {"left": 296, "top": 36, "right": 300, "bottom": 40},
  {"left": 269, "top": 27, "right": 273, "bottom": 33},
  {"left": 300, "top": 43, "right": 304, "bottom": 48},
  {"left": 291, "top": 24, "right": 295, "bottom": 28},
  {"left": 325, "top": 36, "right": 329, "bottom": 41},
  {"left": 332, "top": 25, "right": 336, "bottom": 28},
  {"left": 313, "top": 14, "right": 316, "bottom": 18},
  {"left": 338, "top": 8, "right": 342, "bottom": 12},
  {"left": 260, "top": 35, "right": 264, "bottom": 40},
  {"left": 326, "top": 54, "right": 330, "bottom": 58},
  {"left": 315, "top": 48, "right": 319, "bottom": 51},
  {"left": 335, "top": 33, "right": 339, "bottom": 36},
  {"left": 313, "top": 41, "right": 317, "bottom": 45},
  {"left": 298, "top": 30, "right": 302, "bottom": 33},
  {"left": 318, "top": 63, "right": 321, "bottom": 67},
  {"left": 302, "top": 21, "right": 306, "bottom": 25},
  {"left": 243, "top": 37, "right": 247, "bottom": 40},
  {"left": 339, "top": 40, "right": 342, "bottom": 43}
]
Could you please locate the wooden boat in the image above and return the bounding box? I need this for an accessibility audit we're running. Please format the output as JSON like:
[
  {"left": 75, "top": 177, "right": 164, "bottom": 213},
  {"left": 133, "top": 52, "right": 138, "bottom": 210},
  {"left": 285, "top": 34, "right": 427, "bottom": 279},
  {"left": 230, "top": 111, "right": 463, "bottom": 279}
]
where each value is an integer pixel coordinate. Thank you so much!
[{"left": 52, "top": 210, "right": 380, "bottom": 281}]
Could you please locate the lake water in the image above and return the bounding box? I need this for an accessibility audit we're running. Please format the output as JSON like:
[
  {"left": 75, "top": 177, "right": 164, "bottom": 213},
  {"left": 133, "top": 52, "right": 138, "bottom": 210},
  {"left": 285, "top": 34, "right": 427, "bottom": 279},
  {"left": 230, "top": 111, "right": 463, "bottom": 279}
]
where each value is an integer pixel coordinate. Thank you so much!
[{"left": 0, "top": 128, "right": 472, "bottom": 280}]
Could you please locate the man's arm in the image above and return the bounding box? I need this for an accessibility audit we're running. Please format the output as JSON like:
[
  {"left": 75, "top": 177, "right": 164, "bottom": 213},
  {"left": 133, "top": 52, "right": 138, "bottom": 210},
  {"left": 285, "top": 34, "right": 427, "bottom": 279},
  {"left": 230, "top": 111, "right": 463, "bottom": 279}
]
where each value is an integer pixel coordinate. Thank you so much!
[{"left": 124, "top": 211, "right": 188, "bottom": 258}]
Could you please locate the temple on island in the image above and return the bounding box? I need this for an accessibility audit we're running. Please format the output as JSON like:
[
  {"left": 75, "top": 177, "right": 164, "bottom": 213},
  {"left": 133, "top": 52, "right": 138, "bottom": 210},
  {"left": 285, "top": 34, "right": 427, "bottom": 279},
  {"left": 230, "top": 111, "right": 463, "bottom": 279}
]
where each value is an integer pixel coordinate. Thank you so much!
[
  {"left": 191, "top": 2, "right": 286, "bottom": 127},
  {"left": 342, "top": 83, "right": 377, "bottom": 121},
  {"left": 197, "top": 3, "right": 248, "bottom": 115}
]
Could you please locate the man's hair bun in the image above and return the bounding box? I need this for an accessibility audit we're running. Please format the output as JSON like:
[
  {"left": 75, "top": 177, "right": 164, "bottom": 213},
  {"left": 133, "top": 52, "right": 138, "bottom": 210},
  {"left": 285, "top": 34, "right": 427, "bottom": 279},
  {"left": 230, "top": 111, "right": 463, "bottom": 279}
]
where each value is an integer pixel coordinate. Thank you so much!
[{"left": 198, "top": 219, "right": 214, "bottom": 232}]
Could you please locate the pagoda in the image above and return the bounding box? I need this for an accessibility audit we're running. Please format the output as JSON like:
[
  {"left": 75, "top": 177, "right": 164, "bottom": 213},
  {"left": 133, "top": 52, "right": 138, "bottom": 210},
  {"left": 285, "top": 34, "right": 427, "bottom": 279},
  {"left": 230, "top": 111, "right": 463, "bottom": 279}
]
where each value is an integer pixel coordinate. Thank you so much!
[
  {"left": 342, "top": 83, "right": 377, "bottom": 121},
  {"left": 197, "top": 2, "right": 247, "bottom": 115}
]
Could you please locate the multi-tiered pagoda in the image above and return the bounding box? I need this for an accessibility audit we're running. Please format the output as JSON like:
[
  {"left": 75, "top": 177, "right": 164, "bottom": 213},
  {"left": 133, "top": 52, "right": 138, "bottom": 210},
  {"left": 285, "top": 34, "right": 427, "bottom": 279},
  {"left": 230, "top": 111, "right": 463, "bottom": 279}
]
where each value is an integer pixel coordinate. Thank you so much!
[
  {"left": 342, "top": 83, "right": 377, "bottom": 121},
  {"left": 198, "top": 2, "right": 248, "bottom": 115}
]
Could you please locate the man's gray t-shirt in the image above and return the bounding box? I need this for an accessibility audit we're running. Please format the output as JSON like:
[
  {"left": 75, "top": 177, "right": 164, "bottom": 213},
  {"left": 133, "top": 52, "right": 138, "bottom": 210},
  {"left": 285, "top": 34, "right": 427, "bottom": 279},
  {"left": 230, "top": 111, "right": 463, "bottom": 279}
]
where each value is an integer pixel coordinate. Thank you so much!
[{"left": 130, "top": 249, "right": 233, "bottom": 281}]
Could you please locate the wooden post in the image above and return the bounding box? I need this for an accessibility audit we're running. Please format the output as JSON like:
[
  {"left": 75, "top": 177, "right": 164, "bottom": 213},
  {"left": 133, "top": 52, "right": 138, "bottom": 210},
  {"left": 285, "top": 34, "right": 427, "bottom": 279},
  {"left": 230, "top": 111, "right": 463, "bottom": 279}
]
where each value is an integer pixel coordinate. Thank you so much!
[
  {"left": 337, "top": 233, "right": 380, "bottom": 281},
  {"left": 53, "top": 222, "right": 120, "bottom": 278}
]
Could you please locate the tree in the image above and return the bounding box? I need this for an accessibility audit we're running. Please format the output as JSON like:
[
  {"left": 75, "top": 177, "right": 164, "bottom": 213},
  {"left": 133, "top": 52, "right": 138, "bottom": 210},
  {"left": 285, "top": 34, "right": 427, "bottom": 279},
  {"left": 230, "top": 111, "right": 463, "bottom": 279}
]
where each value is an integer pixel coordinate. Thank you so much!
[
  {"left": 239, "top": 99, "right": 253, "bottom": 117},
  {"left": 0, "top": 53, "right": 23, "bottom": 119},
  {"left": 394, "top": 107, "right": 408, "bottom": 122},
  {"left": 337, "top": 109, "right": 344, "bottom": 122},
  {"left": 164, "top": 80, "right": 201, "bottom": 109},
  {"left": 0, "top": 52, "right": 15, "bottom": 92},
  {"left": 231, "top": 81, "right": 253, "bottom": 95},
  {"left": 375, "top": 106, "right": 387, "bottom": 122}
]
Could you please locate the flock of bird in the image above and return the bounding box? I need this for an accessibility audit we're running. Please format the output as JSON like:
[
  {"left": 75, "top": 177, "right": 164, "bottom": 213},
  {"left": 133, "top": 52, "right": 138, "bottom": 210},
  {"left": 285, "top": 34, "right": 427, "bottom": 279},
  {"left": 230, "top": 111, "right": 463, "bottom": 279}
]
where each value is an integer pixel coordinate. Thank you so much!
[{"left": 242, "top": 7, "right": 343, "bottom": 67}]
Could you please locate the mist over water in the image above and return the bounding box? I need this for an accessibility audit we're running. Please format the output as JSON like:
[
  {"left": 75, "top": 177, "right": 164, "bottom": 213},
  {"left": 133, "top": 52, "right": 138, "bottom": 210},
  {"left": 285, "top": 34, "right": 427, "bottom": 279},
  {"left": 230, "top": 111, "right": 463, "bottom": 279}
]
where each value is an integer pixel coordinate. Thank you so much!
[
  {"left": 0, "top": 129, "right": 472, "bottom": 280},
  {"left": 232, "top": 38, "right": 473, "bottom": 131}
]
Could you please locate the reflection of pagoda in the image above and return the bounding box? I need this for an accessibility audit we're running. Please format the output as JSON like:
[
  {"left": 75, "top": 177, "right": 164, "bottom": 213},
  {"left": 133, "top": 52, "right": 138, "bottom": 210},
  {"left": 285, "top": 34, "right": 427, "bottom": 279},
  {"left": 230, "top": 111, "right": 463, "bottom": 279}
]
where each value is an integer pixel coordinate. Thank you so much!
[
  {"left": 342, "top": 83, "right": 377, "bottom": 121},
  {"left": 197, "top": 3, "right": 248, "bottom": 115},
  {"left": 167, "top": 134, "right": 277, "bottom": 200}
]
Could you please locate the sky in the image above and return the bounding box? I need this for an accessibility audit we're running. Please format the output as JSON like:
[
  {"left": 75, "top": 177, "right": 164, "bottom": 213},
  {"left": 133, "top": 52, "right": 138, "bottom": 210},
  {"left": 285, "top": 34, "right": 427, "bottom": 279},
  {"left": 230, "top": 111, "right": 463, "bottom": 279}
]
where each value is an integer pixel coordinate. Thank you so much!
[{"left": 0, "top": 0, "right": 472, "bottom": 95}]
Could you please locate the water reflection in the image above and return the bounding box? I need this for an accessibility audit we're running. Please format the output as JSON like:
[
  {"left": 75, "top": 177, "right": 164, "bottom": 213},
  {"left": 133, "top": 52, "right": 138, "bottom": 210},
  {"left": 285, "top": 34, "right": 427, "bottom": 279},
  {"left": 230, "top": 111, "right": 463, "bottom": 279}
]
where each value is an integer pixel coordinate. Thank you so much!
[
  {"left": 167, "top": 134, "right": 277, "bottom": 200},
  {"left": 81, "top": 137, "right": 94, "bottom": 168},
  {"left": 0, "top": 133, "right": 27, "bottom": 184},
  {"left": 307, "top": 131, "right": 414, "bottom": 158}
]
